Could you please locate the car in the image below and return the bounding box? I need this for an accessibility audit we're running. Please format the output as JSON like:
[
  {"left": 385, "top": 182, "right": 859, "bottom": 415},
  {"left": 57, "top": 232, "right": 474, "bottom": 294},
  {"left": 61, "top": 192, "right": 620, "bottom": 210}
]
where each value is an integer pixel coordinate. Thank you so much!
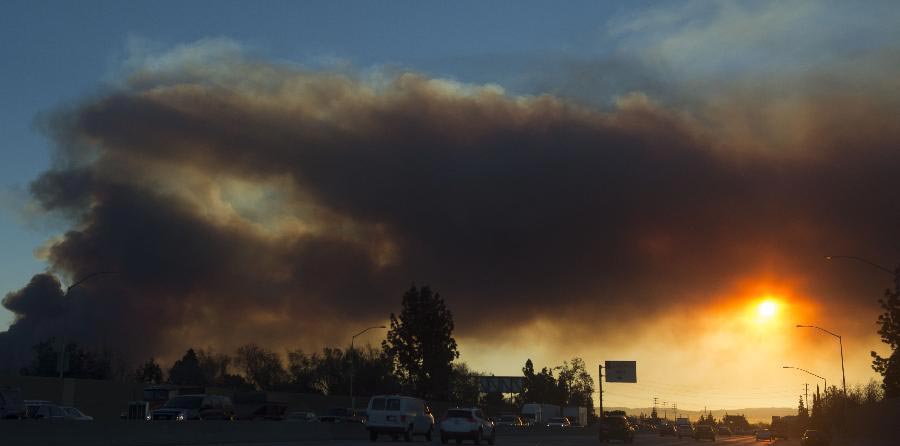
[
  {"left": 0, "top": 387, "right": 25, "bottom": 419},
  {"left": 755, "top": 429, "right": 774, "bottom": 441},
  {"left": 439, "top": 408, "right": 496, "bottom": 444},
  {"left": 598, "top": 416, "right": 635, "bottom": 443},
  {"left": 494, "top": 415, "right": 524, "bottom": 428},
  {"left": 658, "top": 423, "right": 677, "bottom": 436},
  {"left": 366, "top": 395, "right": 435, "bottom": 442},
  {"left": 716, "top": 426, "right": 733, "bottom": 436},
  {"left": 546, "top": 416, "right": 571, "bottom": 429},
  {"left": 677, "top": 424, "right": 695, "bottom": 439},
  {"left": 801, "top": 430, "right": 830, "bottom": 446},
  {"left": 694, "top": 424, "right": 716, "bottom": 441},
  {"left": 25, "top": 401, "right": 68, "bottom": 420},
  {"left": 319, "top": 407, "right": 358, "bottom": 423},
  {"left": 148, "top": 394, "right": 235, "bottom": 421},
  {"left": 62, "top": 406, "right": 93, "bottom": 421},
  {"left": 285, "top": 411, "right": 317, "bottom": 422}
]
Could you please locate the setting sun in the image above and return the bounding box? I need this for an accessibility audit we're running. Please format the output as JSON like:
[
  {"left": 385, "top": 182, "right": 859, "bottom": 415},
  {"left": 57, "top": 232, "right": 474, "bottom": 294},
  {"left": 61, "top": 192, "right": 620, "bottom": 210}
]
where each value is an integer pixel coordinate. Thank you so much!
[{"left": 757, "top": 299, "right": 778, "bottom": 319}]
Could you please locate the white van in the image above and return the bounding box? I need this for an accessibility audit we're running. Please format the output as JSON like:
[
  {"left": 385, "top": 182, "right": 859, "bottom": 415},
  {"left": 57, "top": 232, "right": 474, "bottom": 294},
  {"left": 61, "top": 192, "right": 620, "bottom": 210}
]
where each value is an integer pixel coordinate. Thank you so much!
[{"left": 366, "top": 395, "right": 434, "bottom": 442}]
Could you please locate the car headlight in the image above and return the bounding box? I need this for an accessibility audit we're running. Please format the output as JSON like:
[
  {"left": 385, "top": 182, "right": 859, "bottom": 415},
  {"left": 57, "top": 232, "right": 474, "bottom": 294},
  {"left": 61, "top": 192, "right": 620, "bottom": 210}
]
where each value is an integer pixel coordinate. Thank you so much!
[
  {"left": 176, "top": 413, "right": 185, "bottom": 421},
  {"left": 146, "top": 414, "right": 152, "bottom": 421}
]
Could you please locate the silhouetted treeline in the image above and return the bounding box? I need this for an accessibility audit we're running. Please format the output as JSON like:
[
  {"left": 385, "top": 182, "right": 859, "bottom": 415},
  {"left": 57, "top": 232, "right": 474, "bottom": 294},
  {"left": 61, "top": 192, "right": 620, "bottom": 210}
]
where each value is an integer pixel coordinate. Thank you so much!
[{"left": 20, "top": 338, "right": 114, "bottom": 380}]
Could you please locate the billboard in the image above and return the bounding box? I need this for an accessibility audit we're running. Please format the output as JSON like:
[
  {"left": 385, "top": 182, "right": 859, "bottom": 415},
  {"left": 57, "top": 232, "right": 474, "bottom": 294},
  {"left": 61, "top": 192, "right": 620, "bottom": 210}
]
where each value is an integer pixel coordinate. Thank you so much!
[
  {"left": 478, "top": 376, "right": 524, "bottom": 393},
  {"left": 605, "top": 361, "right": 637, "bottom": 383}
]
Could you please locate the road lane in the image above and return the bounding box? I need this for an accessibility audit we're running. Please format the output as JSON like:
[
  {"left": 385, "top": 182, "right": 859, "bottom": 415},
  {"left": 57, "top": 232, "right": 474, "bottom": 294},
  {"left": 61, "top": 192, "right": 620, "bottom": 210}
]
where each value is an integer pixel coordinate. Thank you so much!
[{"left": 223, "top": 433, "right": 785, "bottom": 446}]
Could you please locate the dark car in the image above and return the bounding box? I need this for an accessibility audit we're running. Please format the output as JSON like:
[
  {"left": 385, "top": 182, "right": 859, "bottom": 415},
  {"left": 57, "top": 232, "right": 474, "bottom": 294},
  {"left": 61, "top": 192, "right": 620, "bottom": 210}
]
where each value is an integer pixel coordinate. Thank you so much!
[
  {"left": 677, "top": 424, "right": 695, "bottom": 439},
  {"left": 659, "top": 423, "right": 677, "bottom": 436},
  {"left": 801, "top": 430, "right": 830, "bottom": 446},
  {"left": 598, "top": 416, "right": 635, "bottom": 443},
  {"left": 695, "top": 424, "right": 716, "bottom": 441},
  {"left": 716, "top": 426, "right": 732, "bottom": 436},
  {"left": 319, "top": 407, "right": 365, "bottom": 423},
  {"left": 148, "top": 395, "right": 235, "bottom": 421}
]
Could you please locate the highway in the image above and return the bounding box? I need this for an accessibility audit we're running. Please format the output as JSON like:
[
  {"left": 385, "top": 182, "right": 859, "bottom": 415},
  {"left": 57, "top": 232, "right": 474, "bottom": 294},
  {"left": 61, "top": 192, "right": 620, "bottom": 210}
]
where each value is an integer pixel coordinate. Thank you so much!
[{"left": 223, "top": 433, "right": 798, "bottom": 446}]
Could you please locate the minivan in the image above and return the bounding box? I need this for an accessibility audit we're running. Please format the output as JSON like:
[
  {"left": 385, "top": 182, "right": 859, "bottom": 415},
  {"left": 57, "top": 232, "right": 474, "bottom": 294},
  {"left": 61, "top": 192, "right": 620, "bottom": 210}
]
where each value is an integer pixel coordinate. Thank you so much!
[{"left": 366, "top": 395, "right": 434, "bottom": 442}]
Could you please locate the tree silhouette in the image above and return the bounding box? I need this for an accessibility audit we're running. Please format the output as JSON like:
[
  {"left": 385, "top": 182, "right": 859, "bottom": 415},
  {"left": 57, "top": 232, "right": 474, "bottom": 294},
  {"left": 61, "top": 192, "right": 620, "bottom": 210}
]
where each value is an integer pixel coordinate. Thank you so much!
[
  {"left": 383, "top": 285, "right": 459, "bottom": 400},
  {"left": 234, "top": 344, "right": 287, "bottom": 391},
  {"left": 134, "top": 357, "right": 164, "bottom": 384},
  {"left": 871, "top": 270, "right": 900, "bottom": 397},
  {"left": 168, "top": 348, "right": 205, "bottom": 385}
]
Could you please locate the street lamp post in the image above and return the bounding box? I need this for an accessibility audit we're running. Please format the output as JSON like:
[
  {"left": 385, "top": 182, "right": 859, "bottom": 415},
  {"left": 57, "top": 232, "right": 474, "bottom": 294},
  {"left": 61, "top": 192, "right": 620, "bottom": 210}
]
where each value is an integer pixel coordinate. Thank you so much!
[
  {"left": 58, "top": 271, "right": 119, "bottom": 379},
  {"left": 782, "top": 366, "right": 827, "bottom": 395},
  {"left": 349, "top": 325, "right": 386, "bottom": 411},
  {"left": 795, "top": 325, "right": 845, "bottom": 397}
]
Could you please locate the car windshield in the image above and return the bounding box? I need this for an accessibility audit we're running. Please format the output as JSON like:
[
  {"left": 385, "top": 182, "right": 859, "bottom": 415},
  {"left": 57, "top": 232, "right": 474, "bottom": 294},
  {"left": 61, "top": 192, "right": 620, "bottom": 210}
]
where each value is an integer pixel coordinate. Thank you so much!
[
  {"left": 385, "top": 399, "right": 400, "bottom": 410},
  {"left": 163, "top": 396, "right": 203, "bottom": 409},
  {"left": 64, "top": 407, "right": 83, "bottom": 416},
  {"left": 370, "top": 398, "right": 385, "bottom": 410},
  {"left": 549, "top": 418, "right": 565, "bottom": 423},
  {"left": 499, "top": 416, "right": 515, "bottom": 421},
  {"left": 327, "top": 408, "right": 348, "bottom": 416},
  {"left": 446, "top": 409, "right": 473, "bottom": 418}
]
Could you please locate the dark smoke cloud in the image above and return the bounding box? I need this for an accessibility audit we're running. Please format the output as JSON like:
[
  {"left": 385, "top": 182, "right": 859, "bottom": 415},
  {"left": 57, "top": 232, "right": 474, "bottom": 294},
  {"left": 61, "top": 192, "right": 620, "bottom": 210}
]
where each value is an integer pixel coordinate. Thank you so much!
[{"left": 2, "top": 47, "right": 899, "bottom": 370}]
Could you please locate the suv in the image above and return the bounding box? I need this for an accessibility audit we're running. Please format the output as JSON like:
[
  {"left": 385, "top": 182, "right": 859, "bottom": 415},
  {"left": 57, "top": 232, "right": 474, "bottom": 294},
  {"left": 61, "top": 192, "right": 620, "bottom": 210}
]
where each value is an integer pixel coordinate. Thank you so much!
[
  {"left": 694, "top": 424, "right": 716, "bottom": 441},
  {"left": 599, "top": 416, "right": 635, "bottom": 443},
  {"left": 366, "top": 395, "right": 434, "bottom": 442},
  {"left": 148, "top": 395, "right": 235, "bottom": 421},
  {"left": 439, "top": 408, "right": 496, "bottom": 445},
  {"left": 0, "top": 387, "right": 25, "bottom": 419}
]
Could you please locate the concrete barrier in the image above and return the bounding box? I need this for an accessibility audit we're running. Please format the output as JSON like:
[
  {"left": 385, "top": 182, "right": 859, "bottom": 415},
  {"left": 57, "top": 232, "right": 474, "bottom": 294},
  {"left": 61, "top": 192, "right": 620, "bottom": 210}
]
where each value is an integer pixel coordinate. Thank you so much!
[{"left": 0, "top": 420, "right": 372, "bottom": 446}]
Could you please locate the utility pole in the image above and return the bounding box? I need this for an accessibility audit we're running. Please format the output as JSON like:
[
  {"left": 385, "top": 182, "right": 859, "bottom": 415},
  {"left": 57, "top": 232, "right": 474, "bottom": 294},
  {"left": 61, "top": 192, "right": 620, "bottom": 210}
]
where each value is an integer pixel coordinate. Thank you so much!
[
  {"left": 663, "top": 401, "right": 667, "bottom": 421},
  {"left": 598, "top": 364, "right": 604, "bottom": 422},
  {"left": 804, "top": 383, "right": 809, "bottom": 414}
]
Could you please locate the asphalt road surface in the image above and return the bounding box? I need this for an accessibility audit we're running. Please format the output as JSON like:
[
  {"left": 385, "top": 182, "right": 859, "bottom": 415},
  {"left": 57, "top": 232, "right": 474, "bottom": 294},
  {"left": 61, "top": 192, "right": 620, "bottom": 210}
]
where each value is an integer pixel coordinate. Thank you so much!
[{"left": 220, "top": 434, "right": 799, "bottom": 446}]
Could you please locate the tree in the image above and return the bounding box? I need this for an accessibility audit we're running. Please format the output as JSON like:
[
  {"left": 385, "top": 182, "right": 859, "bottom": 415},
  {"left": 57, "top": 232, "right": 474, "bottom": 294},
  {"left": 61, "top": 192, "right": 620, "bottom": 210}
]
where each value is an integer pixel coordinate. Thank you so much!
[
  {"left": 556, "top": 358, "right": 595, "bottom": 418},
  {"left": 234, "top": 344, "right": 287, "bottom": 391},
  {"left": 448, "top": 362, "right": 480, "bottom": 405},
  {"left": 871, "top": 269, "right": 900, "bottom": 397},
  {"left": 383, "top": 285, "right": 459, "bottom": 400},
  {"left": 134, "top": 358, "right": 164, "bottom": 384},
  {"left": 196, "top": 348, "right": 231, "bottom": 386},
  {"left": 168, "top": 348, "right": 205, "bottom": 385},
  {"left": 286, "top": 348, "right": 323, "bottom": 393},
  {"left": 20, "top": 339, "right": 59, "bottom": 377}
]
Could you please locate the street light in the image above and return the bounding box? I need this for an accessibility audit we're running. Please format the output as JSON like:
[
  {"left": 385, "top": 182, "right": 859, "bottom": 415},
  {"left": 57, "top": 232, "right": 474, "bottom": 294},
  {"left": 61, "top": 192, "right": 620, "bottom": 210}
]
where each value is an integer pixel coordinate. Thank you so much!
[
  {"left": 824, "top": 255, "right": 896, "bottom": 277},
  {"left": 58, "top": 271, "right": 119, "bottom": 378},
  {"left": 795, "top": 324, "right": 845, "bottom": 397},
  {"left": 349, "top": 325, "right": 386, "bottom": 411},
  {"left": 782, "top": 366, "right": 827, "bottom": 394}
]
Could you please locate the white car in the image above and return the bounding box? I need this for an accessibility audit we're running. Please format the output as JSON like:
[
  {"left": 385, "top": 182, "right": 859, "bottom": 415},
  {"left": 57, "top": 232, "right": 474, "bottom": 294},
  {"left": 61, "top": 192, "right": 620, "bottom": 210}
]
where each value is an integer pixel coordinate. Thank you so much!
[
  {"left": 440, "top": 408, "right": 496, "bottom": 445},
  {"left": 62, "top": 406, "right": 93, "bottom": 421},
  {"left": 756, "top": 429, "right": 774, "bottom": 441},
  {"left": 366, "top": 395, "right": 434, "bottom": 442}
]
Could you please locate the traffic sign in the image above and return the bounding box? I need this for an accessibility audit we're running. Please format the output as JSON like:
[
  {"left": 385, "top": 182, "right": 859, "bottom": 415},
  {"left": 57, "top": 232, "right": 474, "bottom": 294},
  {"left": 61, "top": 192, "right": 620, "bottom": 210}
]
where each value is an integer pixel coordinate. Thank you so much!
[{"left": 605, "top": 361, "right": 637, "bottom": 383}]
